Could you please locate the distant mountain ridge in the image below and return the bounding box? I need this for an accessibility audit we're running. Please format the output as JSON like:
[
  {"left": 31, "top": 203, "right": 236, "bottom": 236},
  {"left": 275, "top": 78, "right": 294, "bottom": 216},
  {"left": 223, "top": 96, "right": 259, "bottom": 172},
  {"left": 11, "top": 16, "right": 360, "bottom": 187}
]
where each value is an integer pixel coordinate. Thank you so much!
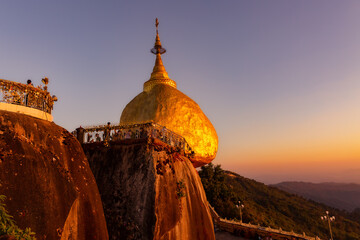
[{"left": 271, "top": 182, "right": 360, "bottom": 212}]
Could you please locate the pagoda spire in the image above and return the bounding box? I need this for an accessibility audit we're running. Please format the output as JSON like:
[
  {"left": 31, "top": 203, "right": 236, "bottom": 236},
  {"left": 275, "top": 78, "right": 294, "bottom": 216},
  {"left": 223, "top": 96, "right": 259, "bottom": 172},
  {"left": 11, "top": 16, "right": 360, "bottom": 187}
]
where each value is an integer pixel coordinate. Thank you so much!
[
  {"left": 150, "top": 18, "right": 169, "bottom": 80},
  {"left": 144, "top": 18, "right": 177, "bottom": 91},
  {"left": 151, "top": 18, "right": 166, "bottom": 55}
]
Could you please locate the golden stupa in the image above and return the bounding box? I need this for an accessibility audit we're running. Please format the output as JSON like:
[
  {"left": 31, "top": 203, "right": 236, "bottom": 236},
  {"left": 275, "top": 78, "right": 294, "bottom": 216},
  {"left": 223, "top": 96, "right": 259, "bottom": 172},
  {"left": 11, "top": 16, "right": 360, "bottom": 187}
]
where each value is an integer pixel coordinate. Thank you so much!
[{"left": 120, "top": 19, "right": 218, "bottom": 167}]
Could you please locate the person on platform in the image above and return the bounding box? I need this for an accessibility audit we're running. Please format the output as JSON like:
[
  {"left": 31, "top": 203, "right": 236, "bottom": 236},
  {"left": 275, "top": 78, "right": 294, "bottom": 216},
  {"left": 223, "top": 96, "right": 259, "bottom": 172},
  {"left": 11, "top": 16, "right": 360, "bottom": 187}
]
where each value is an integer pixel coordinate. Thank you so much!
[
  {"left": 104, "top": 122, "right": 111, "bottom": 141},
  {"left": 95, "top": 133, "right": 101, "bottom": 142},
  {"left": 24, "top": 79, "right": 33, "bottom": 106},
  {"left": 125, "top": 130, "right": 131, "bottom": 139},
  {"left": 87, "top": 133, "right": 92, "bottom": 143}
]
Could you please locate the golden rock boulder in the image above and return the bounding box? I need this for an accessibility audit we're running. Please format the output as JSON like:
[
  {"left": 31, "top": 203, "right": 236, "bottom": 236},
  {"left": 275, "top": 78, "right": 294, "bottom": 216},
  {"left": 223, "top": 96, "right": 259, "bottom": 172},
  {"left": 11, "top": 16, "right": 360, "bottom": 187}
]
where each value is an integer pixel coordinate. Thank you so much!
[{"left": 120, "top": 22, "right": 218, "bottom": 167}]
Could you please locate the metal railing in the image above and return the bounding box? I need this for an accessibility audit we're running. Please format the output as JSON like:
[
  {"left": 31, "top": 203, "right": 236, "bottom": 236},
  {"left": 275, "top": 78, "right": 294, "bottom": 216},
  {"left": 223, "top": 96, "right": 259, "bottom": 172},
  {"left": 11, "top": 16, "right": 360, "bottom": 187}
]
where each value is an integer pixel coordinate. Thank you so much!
[
  {"left": 0, "top": 78, "right": 57, "bottom": 114},
  {"left": 74, "top": 121, "right": 194, "bottom": 155},
  {"left": 208, "top": 204, "right": 320, "bottom": 240}
]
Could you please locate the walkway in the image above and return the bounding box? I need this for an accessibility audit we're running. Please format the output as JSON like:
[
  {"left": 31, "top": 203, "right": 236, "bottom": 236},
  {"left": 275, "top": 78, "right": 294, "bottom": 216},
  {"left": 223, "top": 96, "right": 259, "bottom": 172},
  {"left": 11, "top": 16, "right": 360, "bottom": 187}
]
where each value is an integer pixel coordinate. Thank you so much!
[{"left": 209, "top": 204, "right": 320, "bottom": 240}]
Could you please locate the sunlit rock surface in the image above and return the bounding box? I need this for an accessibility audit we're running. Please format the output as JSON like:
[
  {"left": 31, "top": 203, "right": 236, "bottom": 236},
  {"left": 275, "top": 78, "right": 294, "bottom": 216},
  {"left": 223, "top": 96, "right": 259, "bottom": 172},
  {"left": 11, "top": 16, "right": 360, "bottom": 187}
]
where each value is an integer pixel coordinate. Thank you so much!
[
  {"left": 84, "top": 138, "right": 215, "bottom": 240},
  {"left": 0, "top": 110, "right": 108, "bottom": 240}
]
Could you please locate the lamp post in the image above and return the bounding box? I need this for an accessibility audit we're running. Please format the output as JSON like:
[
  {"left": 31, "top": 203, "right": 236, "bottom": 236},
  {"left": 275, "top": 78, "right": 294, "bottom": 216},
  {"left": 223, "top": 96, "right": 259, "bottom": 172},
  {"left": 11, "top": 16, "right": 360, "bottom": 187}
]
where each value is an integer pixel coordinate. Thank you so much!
[
  {"left": 321, "top": 211, "right": 335, "bottom": 240},
  {"left": 236, "top": 201, "right": 245, "bottom": 223}
]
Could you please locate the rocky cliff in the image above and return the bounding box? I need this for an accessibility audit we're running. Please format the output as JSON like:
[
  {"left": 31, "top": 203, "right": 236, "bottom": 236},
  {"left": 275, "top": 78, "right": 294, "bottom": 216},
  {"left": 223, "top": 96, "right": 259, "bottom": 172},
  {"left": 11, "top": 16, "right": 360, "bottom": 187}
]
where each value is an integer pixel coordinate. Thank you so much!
[
  {"left": 84, "top": 138, "right": 215, "bottom": 240},
  {"left": 0, "top": 110, "right": 108, "bottom": 240}
]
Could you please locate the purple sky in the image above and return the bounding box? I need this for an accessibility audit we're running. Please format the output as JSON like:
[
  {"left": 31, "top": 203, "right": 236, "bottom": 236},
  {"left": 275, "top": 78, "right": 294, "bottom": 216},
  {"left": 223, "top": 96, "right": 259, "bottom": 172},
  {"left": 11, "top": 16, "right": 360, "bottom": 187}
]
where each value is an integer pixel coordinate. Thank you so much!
[{"left": 1, "top": 1, "right": 360, "bottom": 184}]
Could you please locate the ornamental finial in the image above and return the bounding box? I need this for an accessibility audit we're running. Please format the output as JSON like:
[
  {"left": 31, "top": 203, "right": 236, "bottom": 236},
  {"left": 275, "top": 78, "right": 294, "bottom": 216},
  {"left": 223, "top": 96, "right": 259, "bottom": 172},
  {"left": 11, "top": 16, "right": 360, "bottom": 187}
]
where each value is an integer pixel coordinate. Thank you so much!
[
  {"left": 155, "top": 18, "right": 159, "bottom": 33},
  {"left": 151, "top": 18, "right": 166, "bottom": 55}
]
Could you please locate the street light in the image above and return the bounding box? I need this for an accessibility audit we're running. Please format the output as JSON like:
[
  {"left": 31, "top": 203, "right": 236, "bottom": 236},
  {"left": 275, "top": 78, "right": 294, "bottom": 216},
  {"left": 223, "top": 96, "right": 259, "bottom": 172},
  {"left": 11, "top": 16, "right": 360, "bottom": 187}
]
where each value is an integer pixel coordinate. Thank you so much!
[
  {"left": 236, "top": 201, "right": 245, "bottom": 223},
  {"left": 321, "top": 211, "right": 335, "bottom": 240}
]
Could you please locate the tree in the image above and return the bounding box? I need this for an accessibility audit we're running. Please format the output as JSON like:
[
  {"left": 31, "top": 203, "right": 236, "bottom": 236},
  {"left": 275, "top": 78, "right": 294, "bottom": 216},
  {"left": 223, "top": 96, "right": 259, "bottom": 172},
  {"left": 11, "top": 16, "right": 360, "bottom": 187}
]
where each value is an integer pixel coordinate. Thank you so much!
[
  {"left": 0, "top": 195, "right": 36, "bottom": 240},
  {"left": 199, "top": 163, "right": 238, "bottom": 219}
]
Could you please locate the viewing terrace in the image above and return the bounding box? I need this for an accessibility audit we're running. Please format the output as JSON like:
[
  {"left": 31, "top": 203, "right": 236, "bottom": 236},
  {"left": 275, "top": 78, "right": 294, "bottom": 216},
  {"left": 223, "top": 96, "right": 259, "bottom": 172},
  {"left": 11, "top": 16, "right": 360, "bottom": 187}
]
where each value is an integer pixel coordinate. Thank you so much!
[
  {"left": 0, "top": 78, "right": 57, "bottom": 121},
  {"left": 74, "top": 121, "right": 194, "bottom": 158}
]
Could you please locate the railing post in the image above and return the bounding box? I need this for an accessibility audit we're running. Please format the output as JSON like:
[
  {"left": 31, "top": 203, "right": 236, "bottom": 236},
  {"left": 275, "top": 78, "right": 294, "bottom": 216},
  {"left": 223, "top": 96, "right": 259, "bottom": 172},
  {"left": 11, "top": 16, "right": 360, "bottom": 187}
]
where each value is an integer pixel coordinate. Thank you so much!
[{"left": 76, "top": 127, "right": 85, "bottom": 144}]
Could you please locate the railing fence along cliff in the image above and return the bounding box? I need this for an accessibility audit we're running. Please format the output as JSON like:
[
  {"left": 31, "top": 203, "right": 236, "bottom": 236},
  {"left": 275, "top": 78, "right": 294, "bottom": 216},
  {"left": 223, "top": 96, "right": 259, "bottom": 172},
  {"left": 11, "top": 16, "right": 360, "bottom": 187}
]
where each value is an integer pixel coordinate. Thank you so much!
[
  {"left": 0, "top": 78, "right": 57, "bottom": 114},
  {"left": 208, "top": 204, "right": 321, "bottom": 240},
  {"left": 74, "top": 121, "right": 194, "bottom": 156}
]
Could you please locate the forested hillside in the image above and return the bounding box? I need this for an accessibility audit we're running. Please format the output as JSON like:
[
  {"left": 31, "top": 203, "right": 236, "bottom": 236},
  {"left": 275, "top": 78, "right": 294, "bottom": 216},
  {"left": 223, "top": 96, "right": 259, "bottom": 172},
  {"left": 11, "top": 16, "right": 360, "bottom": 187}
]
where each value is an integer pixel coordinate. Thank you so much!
[{"left": 199, "top": 164, "right": 360, "bottom": 240}]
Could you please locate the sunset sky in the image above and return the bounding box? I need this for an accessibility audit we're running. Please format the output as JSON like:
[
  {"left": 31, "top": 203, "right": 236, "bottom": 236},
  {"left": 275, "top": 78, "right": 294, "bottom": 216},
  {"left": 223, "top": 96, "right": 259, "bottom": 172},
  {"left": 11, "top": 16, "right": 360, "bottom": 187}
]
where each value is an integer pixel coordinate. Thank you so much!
[{"left": 1, "top": 1, "right": 359, "bottom": 184}]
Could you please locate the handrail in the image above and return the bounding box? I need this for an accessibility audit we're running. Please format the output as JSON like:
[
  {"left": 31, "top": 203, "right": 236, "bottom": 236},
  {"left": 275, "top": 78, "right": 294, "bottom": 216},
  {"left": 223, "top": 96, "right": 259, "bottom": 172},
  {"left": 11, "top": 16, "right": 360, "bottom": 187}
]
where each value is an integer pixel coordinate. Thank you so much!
[
  {"left": 74, "top": 122, "right": 194, "bottom": 156},
  {"left": 0, "top": 78, "right": 57, "bottom": 114},
  {"left": 208, "top": 203, "right": 320, "bottom": 240}
]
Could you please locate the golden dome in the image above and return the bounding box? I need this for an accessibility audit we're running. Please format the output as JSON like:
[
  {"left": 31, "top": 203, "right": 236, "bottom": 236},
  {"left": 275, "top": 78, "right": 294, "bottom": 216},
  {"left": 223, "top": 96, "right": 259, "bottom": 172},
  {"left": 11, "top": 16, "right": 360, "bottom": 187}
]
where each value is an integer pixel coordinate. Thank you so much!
[{"left": 120, "top": 19, "right": 218, "bottom": 167}]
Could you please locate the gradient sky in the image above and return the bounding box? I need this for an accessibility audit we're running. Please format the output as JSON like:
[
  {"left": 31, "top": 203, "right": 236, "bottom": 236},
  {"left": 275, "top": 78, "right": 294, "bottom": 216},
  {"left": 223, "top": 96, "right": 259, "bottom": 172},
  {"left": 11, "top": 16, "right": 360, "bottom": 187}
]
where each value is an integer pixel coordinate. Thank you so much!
[{"left": 1, "top": 1, "right": 359, "bottom": 184}]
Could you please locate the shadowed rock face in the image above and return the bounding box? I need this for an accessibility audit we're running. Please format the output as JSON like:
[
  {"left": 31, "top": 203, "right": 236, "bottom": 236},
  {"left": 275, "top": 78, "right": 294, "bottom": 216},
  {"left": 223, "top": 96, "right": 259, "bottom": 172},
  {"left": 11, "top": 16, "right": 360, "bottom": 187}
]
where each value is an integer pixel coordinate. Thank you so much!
[
  {"left": 0, "top": 110, "right": 108, "bottom": 240},
  {"left": 84, "top": 139, "right": 215, "bottom": 240}
]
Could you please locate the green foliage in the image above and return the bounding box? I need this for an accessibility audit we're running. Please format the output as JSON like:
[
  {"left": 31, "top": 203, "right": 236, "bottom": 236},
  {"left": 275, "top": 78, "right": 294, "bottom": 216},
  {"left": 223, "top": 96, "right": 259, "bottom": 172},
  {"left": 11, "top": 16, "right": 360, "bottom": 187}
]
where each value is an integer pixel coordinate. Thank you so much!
[
  {"left": 0, "top": 195, "right": 36, "bottom": 240},
  {"left": 198, "top": 163, "right": 238, "bottom": 218},
  {"left": 199, "top": 164, "right": 360, "bottom": 240},
  {"left": 176, "top": 179, "right": 187, "bottom": 199},
  {"left": 350, "top": 208, "right": 360, "bottom": 222}
]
